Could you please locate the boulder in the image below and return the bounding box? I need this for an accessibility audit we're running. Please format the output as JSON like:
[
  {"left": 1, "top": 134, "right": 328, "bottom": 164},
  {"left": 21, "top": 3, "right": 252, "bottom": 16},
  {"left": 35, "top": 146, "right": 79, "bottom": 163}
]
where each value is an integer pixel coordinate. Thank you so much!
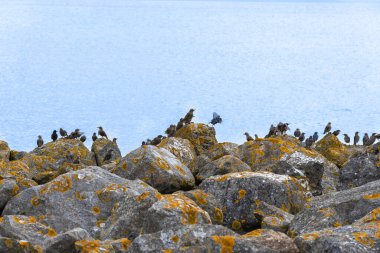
[
  {"left": 75, "top": 238, "right": 132, "bottom": 253},
  {"left": 254, "top": 201, "right": 294, "bottom": 233},
  {"left": 43, "top": 228, "right": 92, "bottom": 253},
  {"left": 0, "top": 177, "right": 37, "bottom": 211},
  {"left": 0, "top": 237, "right": 40, "bottom": 253},
  {"left": 315, "top": 133, "right": 351, "bottom": 167},
  {"left": 200, "top": 171, "right": 307, "bottom": 232},
  {"left": 111, "top": 145, "right": 195, "bottom": 193},
  {"left": 91, "top": 138, "right": 122, "bottom": 166},
  {"left": 289, "top": 180, "right": 380, "bottom": 237},
  {"left": 174, "top": 123, "right": 218, "bottom": 156},
  {"left": 0, "top": 141, "right": 10, "bottom": 161},
  {"left": 208, "top": 142, "right": 239, "bottom": 160},
  {"left": 9, "top": 150, "right": 28, "bottom": 161},
  {"left": 0, "top": 160, "right": 31, "bottom": 179}
]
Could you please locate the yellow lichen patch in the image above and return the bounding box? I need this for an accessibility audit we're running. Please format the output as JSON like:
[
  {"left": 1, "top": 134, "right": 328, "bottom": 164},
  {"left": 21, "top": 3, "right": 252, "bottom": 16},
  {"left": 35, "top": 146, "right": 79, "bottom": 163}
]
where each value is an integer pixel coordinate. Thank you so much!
[
  {"left": 92, "top": 206, "right": 101, "bottom": 215},
  {"left": 171, "top": 235, "right": 180, "bottom": 243},
  {"left": 175, "top": 165, "right": 186, "bottom": 176},
  {"left": 75, "top": 240, "right": 101, "bottom": 253},
  {"left": 121, "top": 163, "right": 128, "bottom": 170},
  {"left": 353, "top": 231, "right": 374, "bottom": 247},
  {"left": 136, "top": 192, "right": 150, "bottom": 202},
  {"left": 363, "top": 193, "right": 380, "bottom": 200},
  {"left": 119, "top": 238, "right": 131, "bottom": 250},
  {"left": 212, "top": 236, "right": 235, "bottom": 253},
  {"left": 318, "top": 207, "right": 335, "bottom": 217},
  {"left": 47, "top": 228, "right": 57, "bottom": 237},
  {"left": 333, "top": 221, "right": 342, "bottom": 227},
  {"left": 192, "top": 190, "right": 208, "bottom": 205},
  {"left": 31, "top": 197, "right": 42, "bottom": 206},
  {"left": 232, "top": 220, "right": 241, "bottom": 230},
  {"left": 12, "top": 216, "right": 36, "bottom": 225},
  {"left": 76, "top": 192, "right": 86, "bottom": 200},
  {"left": 163, "top": 195, "right": 202, "bottom": 225},
  {"left": 4, "top": 238, "right": 13, "bottom": 248},
  {"left": 243, "top": 229, "right": 264, "bottom": 237},
  {"left": 19, "top": 241, "right": 29, "bottom": 247},
  {"left": 214, "top": 208, "right": 223, "bottom": 223},
  {"left": 12, "top": 184, "right": 20, "bottom": 195},
  {"left": 163, "top": 250, "right": 173, "bottom": 253},
  {"left": 281, "top": 203, "right": 289, "bottom": 212},
  {"left": 39, "top": 175, "right": 72, "bottom": 195},
  {"left": 156, "top": 157, "right": 171, "bottom": 171},
  {"left": 238, "top": 189, "right": 246, "bottom": 199},
  {"left": 301, "top": 232, "right": 320, "bottom": 241},
  {"left": 215, "top": 175, "right": 229, "bottom": 182}
]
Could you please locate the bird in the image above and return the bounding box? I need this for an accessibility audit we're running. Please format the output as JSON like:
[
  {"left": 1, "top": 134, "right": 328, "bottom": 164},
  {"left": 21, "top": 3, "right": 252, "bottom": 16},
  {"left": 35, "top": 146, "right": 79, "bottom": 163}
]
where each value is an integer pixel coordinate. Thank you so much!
[
  {"left": 255, "top": 134, "right": 259, "bottom": 140},
  {"left": 332, "top": 130, "right": 341, "bottom": 136},
  {"left": 113, "top": 138, "right": 117, "bottom": 143},
  {"left": 68, "top": 129, "right": 83, "bottom": 139},
  {"left": 165, "top": 125, "right": 176, "bottom": 137},
  {"left": 354, "top": 132, "right": 360, "bottom": 146},
  {"left": 324, "top": 122, "right": 332, "bottom": 134},
  {"left": 37, "top": 136, "right": 44, "bottom": 147},
  {"left": 313, "top": 132, "right": 319, "bottom": 142},
  {"left": 363, "top": 133, "right": 369, "bottom": 145},
  {"left": 92, "top": 133, "right": 98, "bottom": 142},
  {"left": 141, "top": 141, "right": 146, "bottom": 146},
  {"left": 98, "top": 127, "right": 108, "bottom": 139},
  {"left": 265, "top": 124, "right": 276, "bottom": 138},
  {"left": 151, "top": 135, "right": 163, "bottom": 146},
  {"left": 343, "top": 134, "right": 350, "bottom": 144},
  {"left": 305, "top": 136, "right": 313, "bottom": 148},
  {"left": 210, "top": 112, "right": 222, "bottom": 126},
  {"left": 366, "top": 133, "right": 377, "bottom": 146},
  {"left": 183, "top": 109, "right": 195, "bottom": 124},
  {"left": 298, "top": 133, "right": 305, "bottom": 142},
  {"left": 176, "top": 118, "right": 184, "bottom": 131},
  {"left": 103, "top": 149, "right": 114, "bottom": 163},
  {"left": 80, "top": 135, "right": 86, "bottom": 143},
  {"left": 375, "top": 133, "right": 380, "bottom": 139},
  {"left": 294, "top": 128, "right": 301, "bottom": 138},
  {"left": 51, "top": 130, "right": 58, "bottom": 142},
  {"left": 59, "top": 128, "right": 68, "bottom": 138},
  {"left": 244, "top": 132, "right": 254, "bottom": 142}
]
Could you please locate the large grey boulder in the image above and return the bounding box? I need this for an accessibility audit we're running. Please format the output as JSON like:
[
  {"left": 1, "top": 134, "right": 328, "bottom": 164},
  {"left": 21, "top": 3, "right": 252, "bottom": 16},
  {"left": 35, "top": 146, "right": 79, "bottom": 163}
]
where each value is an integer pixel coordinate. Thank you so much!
[
  {"left": 0, "top": 177, "right": 37, "bottom": 211},
  {"left": 91, "top": 138, "right": 122, "bottom": 166}
]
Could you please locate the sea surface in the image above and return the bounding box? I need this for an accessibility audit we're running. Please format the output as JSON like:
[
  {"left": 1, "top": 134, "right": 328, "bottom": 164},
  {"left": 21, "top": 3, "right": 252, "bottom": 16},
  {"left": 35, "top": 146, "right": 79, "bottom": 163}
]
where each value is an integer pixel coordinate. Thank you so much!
[{"left": 1, "top": 0, "right": 380, "bottom": 154}]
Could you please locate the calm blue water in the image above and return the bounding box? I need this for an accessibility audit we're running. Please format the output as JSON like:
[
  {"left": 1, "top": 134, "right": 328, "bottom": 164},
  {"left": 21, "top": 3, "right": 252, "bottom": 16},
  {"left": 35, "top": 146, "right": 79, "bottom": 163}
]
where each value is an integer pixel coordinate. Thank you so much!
[{"left": 1, "top": 0, "right": 380, "bottom": 154}]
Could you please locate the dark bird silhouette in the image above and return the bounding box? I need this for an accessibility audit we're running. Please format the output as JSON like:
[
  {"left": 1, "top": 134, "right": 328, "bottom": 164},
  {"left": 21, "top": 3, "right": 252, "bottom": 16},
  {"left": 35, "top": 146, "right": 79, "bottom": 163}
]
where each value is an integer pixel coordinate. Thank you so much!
[
  {"left": 151, "top": 135, "right": 163, "bottom": 146},
  {"left": 51, "top": 130, "right": 58, "bottom": 142},
  {"left": 375, "top": 133, "right": 380, "bottom": 139},
  {"left": 165, "top": 125, "right": 176, "bottom": 137},
  {"left": 343, "top": 134, "right": 350, "bottom": 144},
  {"left": 141, "top": 141, "right": 146, "bottom": 146},
  {"left": 244, "top": 132, "right": 254, "bottom": 142},
  {"left": 363, "top": 133, "right": 369, "bottom": 146},
  {"left": 255, "top": 134, "right": 259, "bottom": 140},
  {"left": 183, "top": 109, "right": 195, "bottom": 124},
  {"left": 80, "top": 135, "right": 86, "bottom": 143},
  {"left": 68, "top": 129, "right": 83, "bottom": 139},
  {"left": 265, "top": 124, "right": 276, "bottom": 138},
  {"left": 332, "top": 130, "right": 340, "bottom": 136},
  {"left": 305, "top": 136, "right": 313, "bottom": 148},
  {"left": 37, "top": 135, "right": 44, "bottom": 147},
  {"left": 92, "top": 133, "right": 98, "bottom": 142},
  {"left": 113, "top": 138, "right": 117, "bottom": 143},
  {"left": 59, "top": 128, "right": 68, "bottom": 138},
  {"left": 324, "top": 122, "right": 332, "bottom": 134},
  {"left": 98, "top": 127, "right": 108, "bottom": 139},
  {"left": 366, "top": 133, "right": 377, "bottom": 146},
  {"left": 354, "top": 132, "right": 360, "bottom": 146},
  {"left": 210, "top": 112, "right": 222, "bottom": 126},
  {"left": 298, "top": 133, "right": 305, "bottom": 142},
  {"left": 313, "top": 132, "right": 319, "bottom": 142},
  {"left": 103, "top": 149, "right": 114, "bottom": 163},
  {"left": 294, "top": 128, "right": 301, "bottom": 138},
  {"left": 276, "top": 122, "right": 289, "bottom": 135}
]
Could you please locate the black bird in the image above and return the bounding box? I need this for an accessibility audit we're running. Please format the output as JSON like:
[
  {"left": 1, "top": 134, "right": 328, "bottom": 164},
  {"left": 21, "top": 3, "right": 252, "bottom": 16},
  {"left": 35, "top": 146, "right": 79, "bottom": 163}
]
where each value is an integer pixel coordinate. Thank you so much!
[
  {"left": 103, "top": 149, "right": 114, "bottom": 163},
  {"left": 343, "top": 134, "right": 350, "bottom": 144},
  {"left": 313, "top": 132, "right": 319, "bottom": 142},
  {"left": 183, "top": 109, "right": 195, "bottom": 125},
  {"left": 59, "top": 128, "right": 68, "bottom": 138},
  {"left": 80, "top": 135, "right": 86, "bottom": 143},
  {"left": 210, "top": 112, "right": 222, "bottom": 126},
  {"left": 244, "top": 132, "right": 254, "bottom": 142},
  {"left": 294, "top": 128, "right": 301, "bottom": 138},
  {"left": 92, "top": 133, "right": 98, "bottom": 142},
  {"left": 363, "top": 133, "right": 369, "bottom": 146},
  {"left": 165, "top": 125, "right": 176, "bottom": 137},
  {"left": 176, "top": 118, "right": 184, "bottom": 131},
  {"left": 37, "top": 135, "right": 44, "bottom": 147},
  {"left": 141, "top": 141, "right": 146, "bottom": 146},
  {"left": 324, "top": 122, "right": 332, "bottom": 134},
  {"left": 98, "top": 127, "right": 108, "bottom": 139},
  {"left": 113, "top": 138, "right": 117, "bottom": 143},
  {"left": 68, "top": 129, "right": 83, "bottom": 139},
  {"left": 298, "top": 133, "right": 305, "bottom": 142},
  {"left": 276, "top": 122, "right": 289, "bottom": 135},
  {"left": 305, "top": 136, "right": 313, "bottom": 148},
  {"left": 151, "top": 135, "right": 163, "bottom": 146},
  {"left": 354, "top": 132, "right": 360, "bottom": 146},
  {"left": 332, "top": 130, "right": 340, "bottom": 136},
  {"left": 366, "top": 133, "right": 377, "bottom": 146},
  {"left": 255, "top": 134, "right": 259, "bottom": 140},
  {"left": 51, "top": 130, "right": 58, "bottom": 142},
  {"left": 265, "top": 124, "right": 276, "bottom": 138}
]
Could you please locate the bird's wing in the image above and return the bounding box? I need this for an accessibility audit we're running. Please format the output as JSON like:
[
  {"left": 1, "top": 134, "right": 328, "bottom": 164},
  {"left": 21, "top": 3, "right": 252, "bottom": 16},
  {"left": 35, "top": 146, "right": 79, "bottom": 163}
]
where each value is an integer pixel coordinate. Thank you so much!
[{"left": 213, "top": 112, "right": 219, "bottom": 118}]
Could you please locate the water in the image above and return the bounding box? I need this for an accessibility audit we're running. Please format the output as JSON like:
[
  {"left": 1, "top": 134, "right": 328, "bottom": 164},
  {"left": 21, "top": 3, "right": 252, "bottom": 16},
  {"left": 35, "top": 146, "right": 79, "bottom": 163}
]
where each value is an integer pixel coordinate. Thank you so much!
[{"left": 1, "top": 0, "right": 380, "bottom": 154}]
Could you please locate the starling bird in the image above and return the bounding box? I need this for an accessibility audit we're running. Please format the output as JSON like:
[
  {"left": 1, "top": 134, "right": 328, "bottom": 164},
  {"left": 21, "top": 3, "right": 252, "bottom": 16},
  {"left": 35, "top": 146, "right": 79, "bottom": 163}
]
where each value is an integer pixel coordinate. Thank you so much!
[
  {"left": 305, "top": 136, "right": 313, "bottom": 148},
  {"left": 151, "top": 135, "right": 163, "bottom": 146},
  {"left": 366, "top": 133, "right": 377, "bottom": 146},
  {"left": 165, "top": 125, "right": 176, "bottom": 137},
  {"left": 98, "top": 127, "right": 108, "bottom": 139},
  {"left": 141, "top": 141, "right": 146, "bottom": 146},
  {"left": 51, "top": 130, "right": 58, "bottom": 142},
  {"left": 332, "top": 130, "right": 340, "bottom": 136},
  {"left": 313, "top": 132, "right": 319, "bottom": 142},
  {"left": 255, "top": 134, "right": 259, "bottom": 140},
  {"left": 103, "top": 149, "right": 114, "bottom": 163},
  {"left": 210, "top": 112, "right": 222, "bottom": 126},
  {"left": 265, "top": 124, "right": 276, "bottom": 138},
  {"left": 176, "top": 118, "right": 184, "bottom": 131},
  {"left": 294, "top": 128, "right": 301, "bottom": 138},
  {"left": 298, "top": 133, "right": 305, "bottom": 142},
  {"left": 276, "top": 122, "right": 289, "bottom": 135},
  {"left": 244, "top": 132, "right": 254, "bottom": 142},
  {"left": 37, "top": 135, "right": 44, "bottom": 147},
  {"left": 354, "top": 132, "right": 360, "bottom": 146},
  {"left": 80, "top": 135, "right": 86, "bottom": 143},
  {"left": 363, "top": 133, "right": 369, "bottom": 146},
  {"left": 324, "top": 122, "right": 332, "bottom": 134},
  {"left": 59, "top": 128, "right": 68, "bottom": 138},
  {"left": 68, "top": 129, "right": 83, "bottom": 139},
  {"left": 183, "top": 109, "right": 195, "bottom": 124},
  {"left": 92, "top": 133, "right": 98, "bottom": 142},
  {"left": 343, "top": 134, "right": 350, "bottom": 144},
  {"left": 113, "top": 138, "right": 117, "bottom": 143}
]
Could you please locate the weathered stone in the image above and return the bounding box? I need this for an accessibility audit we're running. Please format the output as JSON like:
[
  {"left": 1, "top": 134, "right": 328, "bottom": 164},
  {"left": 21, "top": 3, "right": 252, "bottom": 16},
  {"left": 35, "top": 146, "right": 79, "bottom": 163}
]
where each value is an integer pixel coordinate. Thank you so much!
[
  {"left": 44, "top": 228, "right": 92, "bottom": 253},
  {"left": 75, "top": 239, "right": 114, "bottom": 253},
  {"left": 200, "top": 171, "right": 307, "bottom": 232},
  {"left": 112, "top": 145, "right": 195, "bottom": 193},
  {"left": 315, "top": 133, "right": 351, "bottom": 167},
  {"left": 9, "top": 150, "right": 28, "bottom": 161},
  {"left": 0, "top": 237, "right": 41, "bottom": 253},
  {"left": 289, "top": 180, "right": 380, "bottom": 237},
  {"left": 91, "top": 138, "right": 122, "bottom": 166},
  {"left": 0, "top": 141, "right": 10, "bottom": 161},
  {"left": 254, "top": 201, "right": 294, "bottom": 233},
  {"left": 208, "top": 142, "right": 239, "bottom": 160},
  {"left": 0, "top": 177, "right": 37, "bottom": 211},
  {"left": 0, "top": 160, "right": 31, "bottom": 179},
  {"left": 174, "top": 123, "right": 218, "bottom": 156}
]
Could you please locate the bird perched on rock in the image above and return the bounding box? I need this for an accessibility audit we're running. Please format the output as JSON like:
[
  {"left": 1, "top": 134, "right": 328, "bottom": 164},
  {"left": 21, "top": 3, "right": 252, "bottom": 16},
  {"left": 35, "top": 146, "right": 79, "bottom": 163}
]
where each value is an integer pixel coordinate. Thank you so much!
[
  {"left": 176, "top": 118, "right": 184, "bottom": 131},
  {"left": 37, "top": 136, "right": 44, "bottom": 147},
  {"left": 151, "top": 135, "right": 163, "bottom": 146},
  {"left": 366, "top": 133, "right": 377, "bottom": 146},
  {"left": 51, "top": 130, "right": 58, "bottom": 142},
  {"left": 210, "top": 112, "right": 222, "bottom": 126},
  {"left": 305, "top": 136, "right": 314, "bottom": 148},
  {"left": 354, "top": 132, "right": 360, "bottom": 146},
  {"left": 375, "top": 133, "right": 380, "bottom": 139},
  {"left": 59, "top": 128, "right": 68, "bottom": 138},
  {"left": 98, "top": 127, "right": 108, "bottom": 139},
  {"left": 265, "top": 124, "right": 276, "bottom": 138},
  {"left": 332, "top": 130, "right": 340, "bottom": 136},
  {"left": 313, "top": 132, "right": 319, "bottom": 142},
  {"left": 103, "top": 149, "right": 114, "bottom": 163},
  {"left": 276, "top": 122, "right": 289, "bottom": 135},
  {"left": 294, "top": 128, "right": 301, "bottom": 138},
  {"left": 68, "top": 129, "right": 83, "bottom": 139},
  {"left": 80, "top": 135, "right": 86, "bottom": 143},
  {"left": 343, "top": 134, "right": 350, "bottom": 144},
  {"left": 255, "top": 134, "right": 259, "bottom": 140},
  {"left": 298, "top": 133, "right": 305, "bottom": 142},
  {"left": 363, "top": 133, "right": 369, "bottom": 146},
  {"left": 244, "top": 132, "right": 254, "bottom": 142},
  {"left": 323, "top": 122, "right": 332, "bottom": 134},
  {"left": 92, "top": 133, "right": 97, "bottom": 142},
  {"left": 165, "top": 125, "right": 176, "bottom": 137},
  {"left": 113, "top": 138, "right": 117, "bottom": 143},
  {"left": 183, "top": 109, "right": 195, "bottom": 124},
  {"left": 141, "top": 141, "right": 146, "bottom": 146}
]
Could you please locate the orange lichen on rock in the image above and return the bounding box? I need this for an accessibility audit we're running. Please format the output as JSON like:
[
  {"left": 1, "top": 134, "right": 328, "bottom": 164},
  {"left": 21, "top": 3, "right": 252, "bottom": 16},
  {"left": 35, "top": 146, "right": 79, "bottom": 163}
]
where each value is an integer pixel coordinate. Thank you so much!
[
  {"left": 212, "top": 236, "right": 235, "bottom": 253},
  {"left": 315, "top": 134, "right": 350, "bottom": 167},
  {"left": 136, "top": 192, "right": 150, "bottom": 202},
  {"left": 363, "top": 193, "right": 380, "bottom": 200},
  {"left": 119, "top": 238, "right": 131, "bottom": 250},
  {"left": 352, "top": 231, "right": 375, "bottom": 247},
  {"left": 171, "top": 235, "right": 180, "bottom": 243},
  {"left": 47, "top": 228, "right": 57, "bottom": 237},
  {"left": 12, "top": 216, "right": 36, "bottom": 225},
  {"left": 163, "top": 195, "right": 205, "bottom": 225},
  {"left": 156, "top": 157, "right": 171, "bottom": 171},
  {"left": 238, "top": 189, "right": 246, "bottom": 199},
  {"left": 31, "top": 197, "right": 42, "bottom": 206},
  {"left": 214, "top": 208, "right": 223, "bottom": 223},
  {"left": 191, "top": 190, "right": 209, "bottom": 205},
  {"left": 318, "top": 207, "right": 335, "bottom": 217},
  {"left": 39, "top": 175, "right": 72, "bottom": 195},
  {"left": 232, "top": 220, "right": 242, "bottom": 230},
  {"left": 243, "top": 229, "right": 264, "bottom": 237},
  {"left": 301, "top": 232, "right": 320, "bottom": 241},
  {"left": 92, "top": 206, "right": 101, "bottom": 215}
]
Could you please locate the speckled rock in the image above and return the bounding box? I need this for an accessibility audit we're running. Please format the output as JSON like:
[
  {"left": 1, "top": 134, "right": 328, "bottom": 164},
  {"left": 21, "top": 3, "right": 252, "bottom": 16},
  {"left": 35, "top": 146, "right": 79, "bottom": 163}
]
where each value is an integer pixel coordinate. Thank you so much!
[
  {"left": 0, "top": 177, "right": 37, "bottom": 211},
  {"left": 9, "top": 150, "right": 28, "bottom": 161},
  {"left": 196, "top": 155, "right": 251, "bottom": 182},
  {"left": 254, "top": 201, "right": 294, "bottom": 233},
  {"left": 174, "top": 123, "right": 218, "bottom": 156},
  {"left": 43, "top": 228, "right": 92, "bottom": 253},
  {"left": 0, "top": 141, "right": 10, "bottom": 161},
  {"left": 200, "top": 171, "right": 307, "bottom": 232},
  {"left": 315, "top": 133, "right": 351, "bottom": 168},
  {"left": 112, "top": 145, "right": 195, "bottom": 193},
  {"left": 2, "top": 167, "right": 160, "bottom": 238},
  {"left": 0, "top": 160, "right": 31, "bottom": 179},
  {"left": 91, "top": 138, "right": 122, "bottom": 166},
  {"left": 0, "top": 237, "right": 40, "bottom": 253},
  {"left": 289, "top": 180, "right": 380, "bottom": 237},
  {"left": 208, "top": 142, "right": 239, "bottom": 160},
  {"left": 74, "top": 238, "right": 132, "bottom": 253}
]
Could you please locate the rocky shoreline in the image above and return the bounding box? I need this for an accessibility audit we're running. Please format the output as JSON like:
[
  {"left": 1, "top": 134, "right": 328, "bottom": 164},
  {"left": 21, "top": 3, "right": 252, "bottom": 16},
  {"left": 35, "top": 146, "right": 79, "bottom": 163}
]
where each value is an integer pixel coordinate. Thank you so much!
[{"left": 0, "top": 122, "right": 379, "bottom": 252}]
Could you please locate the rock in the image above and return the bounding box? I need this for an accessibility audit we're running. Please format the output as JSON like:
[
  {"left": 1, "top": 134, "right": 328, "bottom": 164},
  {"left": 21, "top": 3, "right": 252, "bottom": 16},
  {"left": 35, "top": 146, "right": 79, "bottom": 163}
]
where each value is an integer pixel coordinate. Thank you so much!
[
  {"left": 0, "top": 237, "right": 41, "bottom": 253},
  {"left": 112, "top": 145, "right": 195, "bottom": 193},
  {"left": 0, "top": 177, "right": 37, "bottom": 211},
  {"left": 0, "top": 141, "right": 10, "bottom": 161},
  {"left": 200, "top": 171, "right": 307, "bottom": 232},
  {"left": 9, "top": 150, "right": 28, "bottom": 161},
  {"left": 44, "top": 228, "right": 92, "bottom": 253},
  {"left": 19, "top": 154, "right": 59, "bottom": 183},
  {"left": 174, "top": 123, "right": 218, "bottom": 156},
  {"left": 289, "top": 180, "right": 380, "bottom": 237},
  {"left": 254, "top": 201, "right": 294, "bottom": 233},
  {"left": 315, "top": 133, "right": 351, "bottom": 168},
  {"left": 208, "top": 142, "right": 239, "bottom": 160},
  {"left": 3, "top": 166, "right": 160, "bottom": 238},
  {"left": 75, "top": 238, "right": 131, "bottom": 253},
  {"left": 196, "top": 155, "right": 251, "bottom": 183},
  {"left": 91, "top": 138, "right": 122, "bottom": 166},
  {"left": 158, "top": 137, "right": 197, "bottom": 173},
  {"left": 339, "top": 152, "right": 380, "bottom": 190}
]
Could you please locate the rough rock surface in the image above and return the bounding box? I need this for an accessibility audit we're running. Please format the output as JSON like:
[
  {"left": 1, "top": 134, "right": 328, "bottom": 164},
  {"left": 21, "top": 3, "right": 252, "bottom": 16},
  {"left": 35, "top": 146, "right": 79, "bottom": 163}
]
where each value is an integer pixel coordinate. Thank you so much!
[
  {"left": 254, "top": 201, "right": 294, "bottom": 233},
  {"left": 0, "top": 141, "right": 10, "bottom": 161},
  {"left": 112, "top": 145, "right": 195, "bottom": 193},
  {"left": 315, "top": 133, "right": 351, "bottom": 167},
  {"left": 207, "top": 142, "right": 239, "bottom": 160},
  {"left": 0, "top": 237, "right": 40, "bottom": 253},
  {"left": 44, "top": 228, "right": 92, "bottom": 253},
  {"left": 91, "top": 138, "right": 122, "bottom": 166},
  {"left": 75, "top": 238, "right": 131, "bottom": 253},
  {"left": 0, "top": 177, "right": 37, "bottom": 211}
]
